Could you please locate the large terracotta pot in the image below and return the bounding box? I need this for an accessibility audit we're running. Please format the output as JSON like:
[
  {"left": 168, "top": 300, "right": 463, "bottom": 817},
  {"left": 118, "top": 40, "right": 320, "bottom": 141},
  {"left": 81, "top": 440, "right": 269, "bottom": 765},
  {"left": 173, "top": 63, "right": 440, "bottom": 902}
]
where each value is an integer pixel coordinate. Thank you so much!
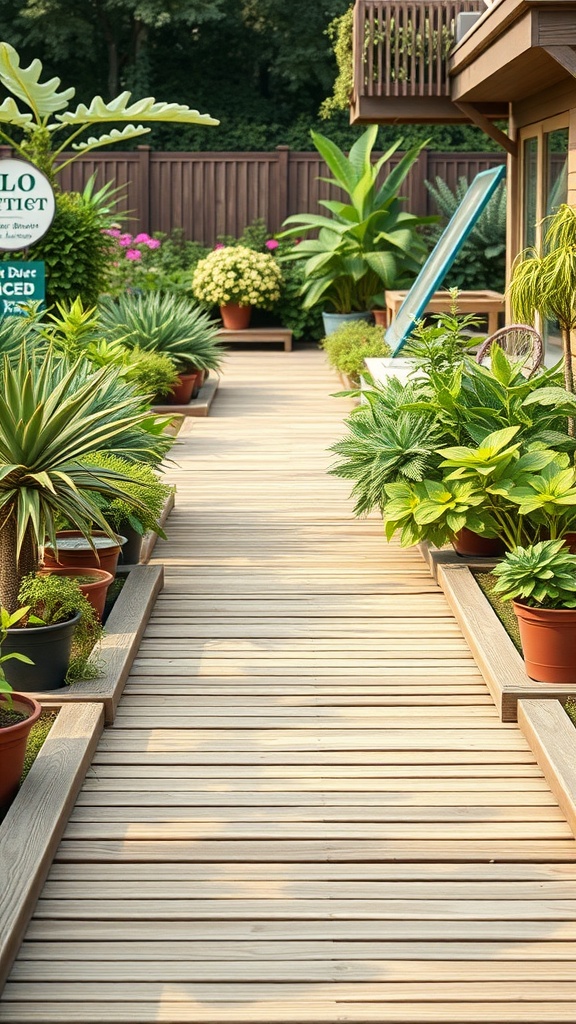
[
  {"left": 0, "top": 693, "right": 42, "bottom": 809},
  {"left": 43, "top": 531, "right": 126, "bottom": 576},
  {"left": 451, "top": 528, "right": 505, "bottom": 558},
  {"left": 513, "top": 600, "right": 576, "bottom": 684},
  {"left": 38, "top": 566, "right": 114, "bottom": 621},
  {"left": 220, "top": 304, "right": 252, "bottom": 330},
  {"left": 372, "top": 309, "right": 388, "bottom": 327}
]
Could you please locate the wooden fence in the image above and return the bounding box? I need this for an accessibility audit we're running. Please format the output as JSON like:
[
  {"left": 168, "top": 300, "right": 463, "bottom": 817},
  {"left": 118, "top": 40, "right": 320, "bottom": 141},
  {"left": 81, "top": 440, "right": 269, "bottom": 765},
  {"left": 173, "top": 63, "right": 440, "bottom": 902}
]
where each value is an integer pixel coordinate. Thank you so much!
[{"left": 1, "top": 146, "right": 506, "bottom": 246}]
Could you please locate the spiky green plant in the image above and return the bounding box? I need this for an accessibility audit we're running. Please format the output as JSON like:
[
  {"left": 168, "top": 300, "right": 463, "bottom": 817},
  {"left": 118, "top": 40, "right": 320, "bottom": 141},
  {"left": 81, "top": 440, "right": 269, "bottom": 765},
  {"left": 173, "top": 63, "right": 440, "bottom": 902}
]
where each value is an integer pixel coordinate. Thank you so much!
[
  {"left": 98, "top": 293, "right": 224, "bottom": 374},
  {"left": 492, "top": 539, "right": 576, "bottom": 608},
  {"left": 509, "top": 204, "right": 576, "bottom": 398},
  {"left": 0, "top": 348, "right": 170, "bottom": 612}
]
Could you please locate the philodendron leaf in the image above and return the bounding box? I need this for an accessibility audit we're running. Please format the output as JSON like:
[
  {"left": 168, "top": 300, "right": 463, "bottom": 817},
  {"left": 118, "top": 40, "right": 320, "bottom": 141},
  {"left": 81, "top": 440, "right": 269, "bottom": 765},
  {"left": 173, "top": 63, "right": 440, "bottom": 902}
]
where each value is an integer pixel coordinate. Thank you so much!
[
  {"left": 71, "top": 125, "right": 152, "bottom": 151},
  {"left": 0, "top": 42, "right": 75, "bottom": 118},
  {"left": 0, "top": 96, "right": 33, "bottom": 127},
  {"left": 57, "top": 92, "right": 219, "bottom": 127}
]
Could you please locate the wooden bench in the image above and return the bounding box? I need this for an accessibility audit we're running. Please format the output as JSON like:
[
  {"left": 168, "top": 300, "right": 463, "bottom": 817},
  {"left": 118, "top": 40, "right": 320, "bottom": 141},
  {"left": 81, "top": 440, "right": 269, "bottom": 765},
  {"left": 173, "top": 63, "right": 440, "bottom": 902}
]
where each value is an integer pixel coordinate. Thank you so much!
[
  {"left": 385, "top": 289, "right": 505, "bottom": 336},
  {"left": 216, "top": 327, "right": 292, "bottom": 352}
]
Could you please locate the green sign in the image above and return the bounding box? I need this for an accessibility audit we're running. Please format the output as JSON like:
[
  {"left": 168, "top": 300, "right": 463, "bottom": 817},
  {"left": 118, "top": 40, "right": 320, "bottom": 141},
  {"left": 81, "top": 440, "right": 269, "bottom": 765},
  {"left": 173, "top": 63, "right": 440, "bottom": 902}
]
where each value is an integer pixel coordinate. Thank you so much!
[{"left": 0, "top": 261, "right": 45, "bottom": 316}]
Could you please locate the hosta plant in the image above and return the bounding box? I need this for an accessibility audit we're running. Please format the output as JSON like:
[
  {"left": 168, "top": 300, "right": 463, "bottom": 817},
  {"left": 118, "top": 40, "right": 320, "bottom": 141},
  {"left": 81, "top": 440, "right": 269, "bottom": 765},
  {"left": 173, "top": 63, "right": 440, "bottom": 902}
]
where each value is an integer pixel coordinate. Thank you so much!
[{"left": 492, "top": 540, "right": 576, "bottom": 608}]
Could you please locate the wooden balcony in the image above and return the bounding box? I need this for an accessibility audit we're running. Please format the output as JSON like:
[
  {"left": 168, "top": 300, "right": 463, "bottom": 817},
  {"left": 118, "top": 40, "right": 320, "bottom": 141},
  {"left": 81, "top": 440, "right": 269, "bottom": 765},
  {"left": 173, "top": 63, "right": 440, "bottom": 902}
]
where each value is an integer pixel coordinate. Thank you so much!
[{"left": 351, "top": 0, "right": 507, "bottom": 124}]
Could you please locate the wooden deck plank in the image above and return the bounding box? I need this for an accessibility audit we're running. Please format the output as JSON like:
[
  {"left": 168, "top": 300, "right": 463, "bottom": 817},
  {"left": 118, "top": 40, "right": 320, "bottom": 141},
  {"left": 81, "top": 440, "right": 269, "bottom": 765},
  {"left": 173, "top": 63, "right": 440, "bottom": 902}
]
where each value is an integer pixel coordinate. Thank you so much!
[{"left": 4, "top": 348, "right": 576, "bottom": 1023}]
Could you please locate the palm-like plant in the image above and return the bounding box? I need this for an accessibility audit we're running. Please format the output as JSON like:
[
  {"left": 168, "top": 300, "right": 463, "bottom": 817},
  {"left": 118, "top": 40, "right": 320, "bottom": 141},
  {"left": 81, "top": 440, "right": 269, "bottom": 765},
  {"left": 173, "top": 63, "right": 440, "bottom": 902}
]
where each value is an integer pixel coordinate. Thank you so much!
[
  {"left": 0, "top": 348, "right": 168, "bottom": 612},
  {"left": 279, "top": 125, "right": 432, "bottom": 312},
  {"left": 98, "top": 293, "right": 224, "bottom": 374}
]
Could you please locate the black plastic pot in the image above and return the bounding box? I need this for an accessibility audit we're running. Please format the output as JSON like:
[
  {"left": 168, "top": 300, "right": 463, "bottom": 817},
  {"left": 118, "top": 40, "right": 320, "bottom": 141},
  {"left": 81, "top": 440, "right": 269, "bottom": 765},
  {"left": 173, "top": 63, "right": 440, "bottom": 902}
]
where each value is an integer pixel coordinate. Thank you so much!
[
  {"left": 3, "top": 611, "right": 81, "bottom": 691},
  {"left": 119, "top": 524, "right": 143, "bottom": 565}
]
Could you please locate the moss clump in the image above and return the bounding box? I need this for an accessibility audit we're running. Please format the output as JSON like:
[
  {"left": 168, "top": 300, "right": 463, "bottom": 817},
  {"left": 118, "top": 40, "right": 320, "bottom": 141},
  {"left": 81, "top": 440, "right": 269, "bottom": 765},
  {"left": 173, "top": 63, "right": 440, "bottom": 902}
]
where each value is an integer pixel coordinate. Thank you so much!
[
  {"left": 21, "top": 711, "right": 58, "bottom": 781},
  {"left": 474, "top": 571, "right": 523, "bottom": 655},
  {"left": 564, "top": 697, "right": 576, "bottom": 729}
]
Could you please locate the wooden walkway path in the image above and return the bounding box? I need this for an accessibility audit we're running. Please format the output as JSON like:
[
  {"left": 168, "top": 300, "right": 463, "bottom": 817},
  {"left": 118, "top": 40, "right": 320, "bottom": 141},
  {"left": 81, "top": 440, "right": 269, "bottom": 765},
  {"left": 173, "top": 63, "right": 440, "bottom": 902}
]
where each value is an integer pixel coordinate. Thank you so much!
[{"left": 2, "top": 347, "right": 576, "bottom": 1022}]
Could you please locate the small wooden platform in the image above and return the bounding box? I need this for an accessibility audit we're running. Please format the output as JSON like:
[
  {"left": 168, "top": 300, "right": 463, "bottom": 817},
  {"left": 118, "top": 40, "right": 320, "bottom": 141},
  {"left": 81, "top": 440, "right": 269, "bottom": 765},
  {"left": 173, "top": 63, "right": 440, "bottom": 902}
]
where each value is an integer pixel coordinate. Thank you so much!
[
  {"left": 386, "top": 289, "right": 505, "bottom": 335},
  {"left": 216, "top": 327, "right": 292, "bottom": 351}
]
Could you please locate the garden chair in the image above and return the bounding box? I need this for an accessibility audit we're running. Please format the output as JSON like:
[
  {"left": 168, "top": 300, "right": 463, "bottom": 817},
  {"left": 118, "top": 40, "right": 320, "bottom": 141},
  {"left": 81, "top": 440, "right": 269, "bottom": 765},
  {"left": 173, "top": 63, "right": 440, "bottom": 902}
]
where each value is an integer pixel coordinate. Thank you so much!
[{"left": 475, "top": 324, "right": 544, "bottom": 377}]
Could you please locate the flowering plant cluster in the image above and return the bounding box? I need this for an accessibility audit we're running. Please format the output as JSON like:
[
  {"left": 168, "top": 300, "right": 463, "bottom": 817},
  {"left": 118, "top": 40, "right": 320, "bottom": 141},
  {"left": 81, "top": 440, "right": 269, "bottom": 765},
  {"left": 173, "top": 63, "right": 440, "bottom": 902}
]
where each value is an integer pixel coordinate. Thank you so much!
[
  {"left": 103, "top": 229, "right": 163, "bottom": 295},
  {"left": 192, "top": 245, "right": 283, "bottom": 309}
]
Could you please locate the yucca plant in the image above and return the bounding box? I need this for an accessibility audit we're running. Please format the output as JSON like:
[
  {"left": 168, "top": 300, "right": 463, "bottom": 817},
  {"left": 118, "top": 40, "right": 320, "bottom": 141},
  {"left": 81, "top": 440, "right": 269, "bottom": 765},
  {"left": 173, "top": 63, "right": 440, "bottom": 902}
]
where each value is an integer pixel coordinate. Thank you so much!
[
  {"left": 98, "top": 293, "right": 224, "bottom": 374},
  {"left": 0, "top": 347, "right": 169, "bottom": 612}
]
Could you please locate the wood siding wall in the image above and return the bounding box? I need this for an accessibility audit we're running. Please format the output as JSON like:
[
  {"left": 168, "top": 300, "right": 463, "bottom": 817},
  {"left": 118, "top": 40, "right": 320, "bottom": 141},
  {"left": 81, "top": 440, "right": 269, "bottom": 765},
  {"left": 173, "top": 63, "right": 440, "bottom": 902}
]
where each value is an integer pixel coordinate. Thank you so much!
[{"left": 14, "top": 146, "right": 506, "bottom": 246}]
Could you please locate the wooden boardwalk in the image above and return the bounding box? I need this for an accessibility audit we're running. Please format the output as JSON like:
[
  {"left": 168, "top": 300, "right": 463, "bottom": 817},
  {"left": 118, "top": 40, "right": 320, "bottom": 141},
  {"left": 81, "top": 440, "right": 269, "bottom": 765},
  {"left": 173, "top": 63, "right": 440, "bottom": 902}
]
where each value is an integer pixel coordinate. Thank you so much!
[{"left": 2, "top": 347, "right": 576, "bottom": 1022}]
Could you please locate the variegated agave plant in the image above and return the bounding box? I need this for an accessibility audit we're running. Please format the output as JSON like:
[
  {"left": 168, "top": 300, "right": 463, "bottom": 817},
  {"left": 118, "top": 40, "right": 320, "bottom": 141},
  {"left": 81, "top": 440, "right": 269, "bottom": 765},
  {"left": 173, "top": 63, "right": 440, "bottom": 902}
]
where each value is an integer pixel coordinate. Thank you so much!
[{"left": 0, "top": 42, "right": 218, "bottom": 178}]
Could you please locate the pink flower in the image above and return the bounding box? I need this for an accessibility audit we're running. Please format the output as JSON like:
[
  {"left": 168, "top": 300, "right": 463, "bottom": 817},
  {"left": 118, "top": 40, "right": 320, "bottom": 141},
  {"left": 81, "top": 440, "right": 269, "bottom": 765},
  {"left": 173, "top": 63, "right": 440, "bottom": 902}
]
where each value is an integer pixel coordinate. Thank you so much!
[
  {"left": 103, "top": 228, "right": 121, "bottom": 238},
  {"left": 214, "top": 243, "right": 225, "bottom": 250},
  {"left": 119, "top": 233, "right": 133, "bottom": 247},
  {"left": 146, "top": 238, "right": 161, "bottom": 249},
  {"left": 265, "top": 239, "right": 279, "bottom": 250},
  {"left": 133, "top": 233, "right": 152, "bottom": 243},
  {"left": 125, "top": 249, "right": 142, "bottom": 261}
]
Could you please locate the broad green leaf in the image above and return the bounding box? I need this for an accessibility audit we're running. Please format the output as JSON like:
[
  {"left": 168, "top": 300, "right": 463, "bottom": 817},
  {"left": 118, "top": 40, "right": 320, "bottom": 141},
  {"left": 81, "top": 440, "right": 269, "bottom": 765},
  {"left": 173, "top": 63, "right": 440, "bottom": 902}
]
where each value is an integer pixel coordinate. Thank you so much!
[
  {"left": 71, "top": 125, "right": 151, "bottom": 152},
  {"left": 0, "top": 42, "right": 74, "bottom": 117},
  {"left": 0, "top": 96, "right": 33, "bottom": 126},
  {"left": 57, "top": 92, "right": 218, "bottom": 127}
]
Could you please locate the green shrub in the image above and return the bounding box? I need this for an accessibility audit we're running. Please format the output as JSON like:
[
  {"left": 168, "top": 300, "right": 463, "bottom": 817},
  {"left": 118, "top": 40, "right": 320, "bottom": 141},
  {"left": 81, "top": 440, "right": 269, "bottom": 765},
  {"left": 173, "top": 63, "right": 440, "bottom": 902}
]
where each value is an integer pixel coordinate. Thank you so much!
[
  {"left": 321, "top": 320, "right": 391, "bottom": 384},
  {"left": 124, "top": 350, "right": 180, "bottom": 400},
  {"left": 5, "top": 191, "right": 115, "bottom": 307},
  {"left": 425, "top": 176, "right": 506, "bottom": 292},
  {"left": 18, "top": 573, "right": 103, "bottom": 682},
  {"left": 86, "top": 453, "right": 173, "bottom": 537}
]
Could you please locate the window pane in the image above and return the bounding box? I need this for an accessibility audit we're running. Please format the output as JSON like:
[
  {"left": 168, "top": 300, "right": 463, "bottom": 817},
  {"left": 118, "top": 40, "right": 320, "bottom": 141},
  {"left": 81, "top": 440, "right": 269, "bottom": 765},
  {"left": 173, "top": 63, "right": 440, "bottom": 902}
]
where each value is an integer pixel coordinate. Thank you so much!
[
  {"left": 545, "top": 127, "right": 568, "bottom": 218},
  {"left": 523, "top": 137, "right": 538, "bottom": 248}
]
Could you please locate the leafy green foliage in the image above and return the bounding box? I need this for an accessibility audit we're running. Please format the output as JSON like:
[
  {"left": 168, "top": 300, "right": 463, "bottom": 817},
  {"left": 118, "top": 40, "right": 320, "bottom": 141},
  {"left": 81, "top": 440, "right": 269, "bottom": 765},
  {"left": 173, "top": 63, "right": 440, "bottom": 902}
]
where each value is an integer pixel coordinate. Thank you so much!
[
  {"left": 321, "top": 320, "right": 390, "bottom": 384},
  {"left": 492, "top": 540, "right": 576, "bottom": 609},
  {"left": 124, "top": 350, "right": 180, "bottom": 400},
  {"left": 2, "top": 190, "right": 115, "bottom": 307},
  {"left": 424, "top": 177, "right": 506, "bottom": 291},
  {"left": 85, "top": 453, "right": 173, "bottom": 537},
  {"left": 18, "top": 572, "right": 103, "bottom": 681},
  {"left": 279, "top": 126, "right": 432, "bottom": 312},
  {"left": 98, "top": 292, "right": 223, "bottom": 374},
  {"left": 0, "top": 605, "right": 33, "bottom": 703}
]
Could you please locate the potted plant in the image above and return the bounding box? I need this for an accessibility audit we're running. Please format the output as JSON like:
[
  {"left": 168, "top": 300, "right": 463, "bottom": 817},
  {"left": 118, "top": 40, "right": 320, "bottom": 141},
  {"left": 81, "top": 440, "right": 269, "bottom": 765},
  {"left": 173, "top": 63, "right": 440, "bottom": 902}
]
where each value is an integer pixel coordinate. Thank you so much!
[
  {"left": 3, "top": 574, "right": 103, "bottom": 690},
  {"left": 98, "top": 292, "right": 224, "bottom": 404},
  {"left": 278, "top": 125, "right": 431, "bottom": 333},
  {"left": 0, "top": 608, "right": 41, "bottom": 809},
  {"left": 321, "top": 320, "right": 391, "bottom": 388},
  {"left": 191, "top": 245, "right": 283, "bottom": 329},
  {"left": 491, "top": 539, "right": 576, "bottom": 684}
]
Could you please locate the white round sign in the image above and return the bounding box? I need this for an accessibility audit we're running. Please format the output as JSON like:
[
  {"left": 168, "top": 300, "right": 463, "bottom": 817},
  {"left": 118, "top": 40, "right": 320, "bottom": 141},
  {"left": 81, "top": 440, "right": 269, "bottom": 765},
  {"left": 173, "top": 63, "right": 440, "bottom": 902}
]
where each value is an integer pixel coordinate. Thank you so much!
[{"left": 0, "top": 158, "right": 55, "bottom": 251}]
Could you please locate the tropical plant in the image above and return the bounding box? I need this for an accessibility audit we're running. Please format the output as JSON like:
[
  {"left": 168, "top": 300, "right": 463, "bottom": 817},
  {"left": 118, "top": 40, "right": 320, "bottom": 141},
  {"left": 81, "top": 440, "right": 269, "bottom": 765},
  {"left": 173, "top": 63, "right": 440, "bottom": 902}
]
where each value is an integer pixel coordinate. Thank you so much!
[
  {"left": 424, "top": 176, "right": 506, "bottom": 292},
  {"left": 278, "top": 126, "right": 432, "bottom": 312},
  {"left": 491, "top": 539, "right": 576, "bottom": 609},
  {"left": 321, "top": 320, "right": 390, "bottom": 385},
  {"left": 192, "top": 245, "right": 283, "bottom": 309},
  {"left": 0, "top": 346, "right": 172, "bottom": 612},
  {"left": 509, "top": 203, "right": 576, "bottom": 397},
  {"left": 0, "top": 606, "right": 33, "bottom": 707},
  {"left": 0, "top": 41, "right": 218, "bottom": 180},
  {"left": 98, "top": 293, "right": 224, "bottom": 374}
]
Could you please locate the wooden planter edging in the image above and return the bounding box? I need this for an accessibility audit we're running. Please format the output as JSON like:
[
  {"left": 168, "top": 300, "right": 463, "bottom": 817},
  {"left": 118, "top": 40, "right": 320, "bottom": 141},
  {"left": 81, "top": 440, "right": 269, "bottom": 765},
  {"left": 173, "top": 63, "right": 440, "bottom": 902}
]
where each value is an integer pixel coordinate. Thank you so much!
[
  {"left": 437, "top": 562, "right": 576, "bottom": 722},
  {"left": 418, "top": 540, "right": 498, "bottom": 581},
  {"left": 518, "top": 699, "right": 576, "bottom": 840},
  {"left": 0, "top": 701, "right": 104, "bottom": 992},
  {"left": 153, "top": 376, "right": 219, "bottom": 417},
  {"left": 23, "top": 564, "right": 164, "bottom": 725}
]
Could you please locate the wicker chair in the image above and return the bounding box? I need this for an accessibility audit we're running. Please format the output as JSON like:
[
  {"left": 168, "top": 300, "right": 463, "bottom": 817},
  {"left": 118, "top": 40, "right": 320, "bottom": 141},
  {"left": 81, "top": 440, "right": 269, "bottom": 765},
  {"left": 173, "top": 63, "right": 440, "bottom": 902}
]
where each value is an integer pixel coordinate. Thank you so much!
[{"left": 475, "top": 324, "right": 544, "bottom": 377}]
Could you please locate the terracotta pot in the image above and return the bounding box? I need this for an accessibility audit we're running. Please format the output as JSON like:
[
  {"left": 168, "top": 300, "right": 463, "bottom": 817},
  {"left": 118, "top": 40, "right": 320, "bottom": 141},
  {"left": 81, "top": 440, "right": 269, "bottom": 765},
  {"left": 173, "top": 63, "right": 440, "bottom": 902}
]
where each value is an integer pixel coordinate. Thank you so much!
[
  {"left": 513, "top": 600, "right": 576, "bottom": 684},
  {"left": 38, "top": 566, "right": 114, "bottom": 621},
  {"left": 3, "top": 612, "right": 81, "bottom": 691},
  {"left": 372, "top": 309, "right": 388, "bottom": 327},
  {"left": 0, "top": 693, "right": 42, "bottom": 809},
  {"left": 451, "top": 528, "right": 505, "bottom": 558},
  {"left": 169, "top": 372, "right": 198, "bottom": 405},
  {"left": 220, "top": 304, "right": 252, "bottom": 330},
  {"left": 43, "top": 531, "right": 126, "bottom": 576}
]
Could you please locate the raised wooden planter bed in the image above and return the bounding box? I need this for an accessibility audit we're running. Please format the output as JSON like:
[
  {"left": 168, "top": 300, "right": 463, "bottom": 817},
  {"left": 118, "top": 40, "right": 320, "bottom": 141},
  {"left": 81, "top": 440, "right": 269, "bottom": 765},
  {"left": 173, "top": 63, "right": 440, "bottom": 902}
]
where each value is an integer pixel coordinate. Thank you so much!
[
  {"left": 216, "top": 326, "right": 292, "bottom": 351},
  {"left": 22, "top": 564, "right": 163, "bottom": 724},
  {"left": 437, "top": 561, "right": 576, "bottom": 722},
  {"left": 518, "top": 699, "right": 576, "bottom": 839},
  {"left": 0, "top": 701, "right": 104, "bottom": 991},
  {"left": 153, "top": 375, "right": 219, "bottom": 417},
  {"left": 418, "top": 540, "right": 498, "bottom": 581}
]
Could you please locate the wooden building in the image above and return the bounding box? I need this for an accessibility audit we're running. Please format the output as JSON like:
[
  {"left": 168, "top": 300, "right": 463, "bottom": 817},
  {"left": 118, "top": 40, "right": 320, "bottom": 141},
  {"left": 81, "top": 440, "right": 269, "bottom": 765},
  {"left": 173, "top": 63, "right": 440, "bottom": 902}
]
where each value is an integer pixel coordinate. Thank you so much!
[{"left": 352, "top": 0, "right": 575, "bottom": 332}]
